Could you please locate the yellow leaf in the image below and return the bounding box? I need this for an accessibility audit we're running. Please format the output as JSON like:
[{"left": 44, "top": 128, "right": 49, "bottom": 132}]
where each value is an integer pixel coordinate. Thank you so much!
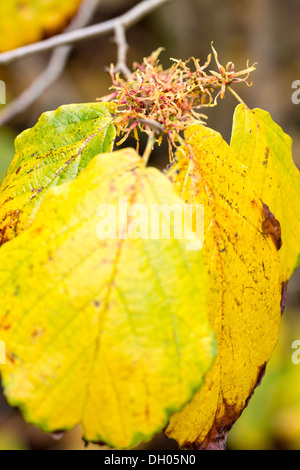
[
  {"left": 0, "top": 0, "right": 82, "bottom": 52},
  {"left": 0, "top": 148, "right": 216, "bottom": 449},
  {"left": 164, "top": 123, "right": 283, "bottom": 449},
  {"left": 230, "top": 104, "right": 300, "bottom": 280}
]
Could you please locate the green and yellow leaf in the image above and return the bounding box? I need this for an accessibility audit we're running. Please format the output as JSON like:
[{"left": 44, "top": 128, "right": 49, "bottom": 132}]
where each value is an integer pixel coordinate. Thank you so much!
[
  {"left": 0, "top": 102, "right": 116, "bottom": 246},
  {"left": 164, "top": 123, "right": 283, "bottom": 449},
  {"left": 0, "top": 148, "right": 216, "bottom": 449}
]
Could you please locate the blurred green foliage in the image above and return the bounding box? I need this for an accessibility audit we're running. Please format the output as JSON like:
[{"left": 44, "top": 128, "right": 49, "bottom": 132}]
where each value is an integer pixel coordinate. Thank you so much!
[
  {"left": 0, "top": 127, "right": 15, "bottom": 183},
  {"left": 228, "top": 308, "right": 300, "bottom": 450}
]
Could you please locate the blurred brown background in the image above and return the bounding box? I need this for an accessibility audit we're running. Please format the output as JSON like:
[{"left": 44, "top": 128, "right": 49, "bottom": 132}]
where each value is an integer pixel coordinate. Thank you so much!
[{"left": 0, "top": 0, "right": 300, "bottom": 450}]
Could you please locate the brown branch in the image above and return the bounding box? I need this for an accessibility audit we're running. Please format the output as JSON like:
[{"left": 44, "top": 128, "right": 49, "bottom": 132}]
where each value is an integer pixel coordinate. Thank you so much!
[
  {"left": 0, "top": 0, "right": 101, "bottom": 127},
  {"left": 0, "top": 0, "right": 173, "bottom": 127},
  {"left": 113, "top": 22, "right": 132, "bottom": 78}
]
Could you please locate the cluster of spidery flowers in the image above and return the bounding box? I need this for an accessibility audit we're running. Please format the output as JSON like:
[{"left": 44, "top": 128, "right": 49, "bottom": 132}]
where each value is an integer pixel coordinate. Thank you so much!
[{"left": 101, "top": 46, "right": 256, "bottom": 160}]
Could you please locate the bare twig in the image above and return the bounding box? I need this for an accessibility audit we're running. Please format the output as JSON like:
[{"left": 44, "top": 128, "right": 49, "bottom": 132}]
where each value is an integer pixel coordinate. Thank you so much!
[
  {"left": 143, "top": 131, "right": 156, "bottom": 165},
  {"left": 0, "top": 0, "right": 101, "bottom": 127},
  {"left": 0, "top": 47, "right": 71, "bottom": 127},
  {"left": 138, "top": 118, "right": 164, "bottom": 136},
  {"left": 113, "top": 22, "right": 131, "bottom": 78},
  {"left": 65, "top": 0, "right": 101, "bottom": 32},
  {"left": 0, "top": 0, "right": 172, "bottom": 127},
  {"left": 0, "top": 0, "right": 172, "bottom": 65}
]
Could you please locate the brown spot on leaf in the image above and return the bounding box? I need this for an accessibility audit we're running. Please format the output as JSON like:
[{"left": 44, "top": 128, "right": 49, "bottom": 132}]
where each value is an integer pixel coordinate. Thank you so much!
[
  {"left": 262, "top": 203, "right": 282, "bottom": 250},
  {"left": 181, "top": 363, "right": 267, "bottom": 450},
  {"left": 0, "top": 209, "right": 21, "bottom": 246},
  {"left": 30, "top": 188, "right": 44, "bottom": 200},
  {"left": 6, "top": 351, "right": 19, "bottom": 364},
  {"left": 281, "top": 282, "right": 287, "bottom": 314},
  {"left": 2, "top": 197, "right": 13, "bottom": 205},
  {"left": 31, "top": 327, "right": 45, "bottom": 339},
  {"left": 263, "top": 147, "right": 270, "bottom": 166},
  {"left": 244, "top": 362, "right": 266, "bottom": 409}
]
